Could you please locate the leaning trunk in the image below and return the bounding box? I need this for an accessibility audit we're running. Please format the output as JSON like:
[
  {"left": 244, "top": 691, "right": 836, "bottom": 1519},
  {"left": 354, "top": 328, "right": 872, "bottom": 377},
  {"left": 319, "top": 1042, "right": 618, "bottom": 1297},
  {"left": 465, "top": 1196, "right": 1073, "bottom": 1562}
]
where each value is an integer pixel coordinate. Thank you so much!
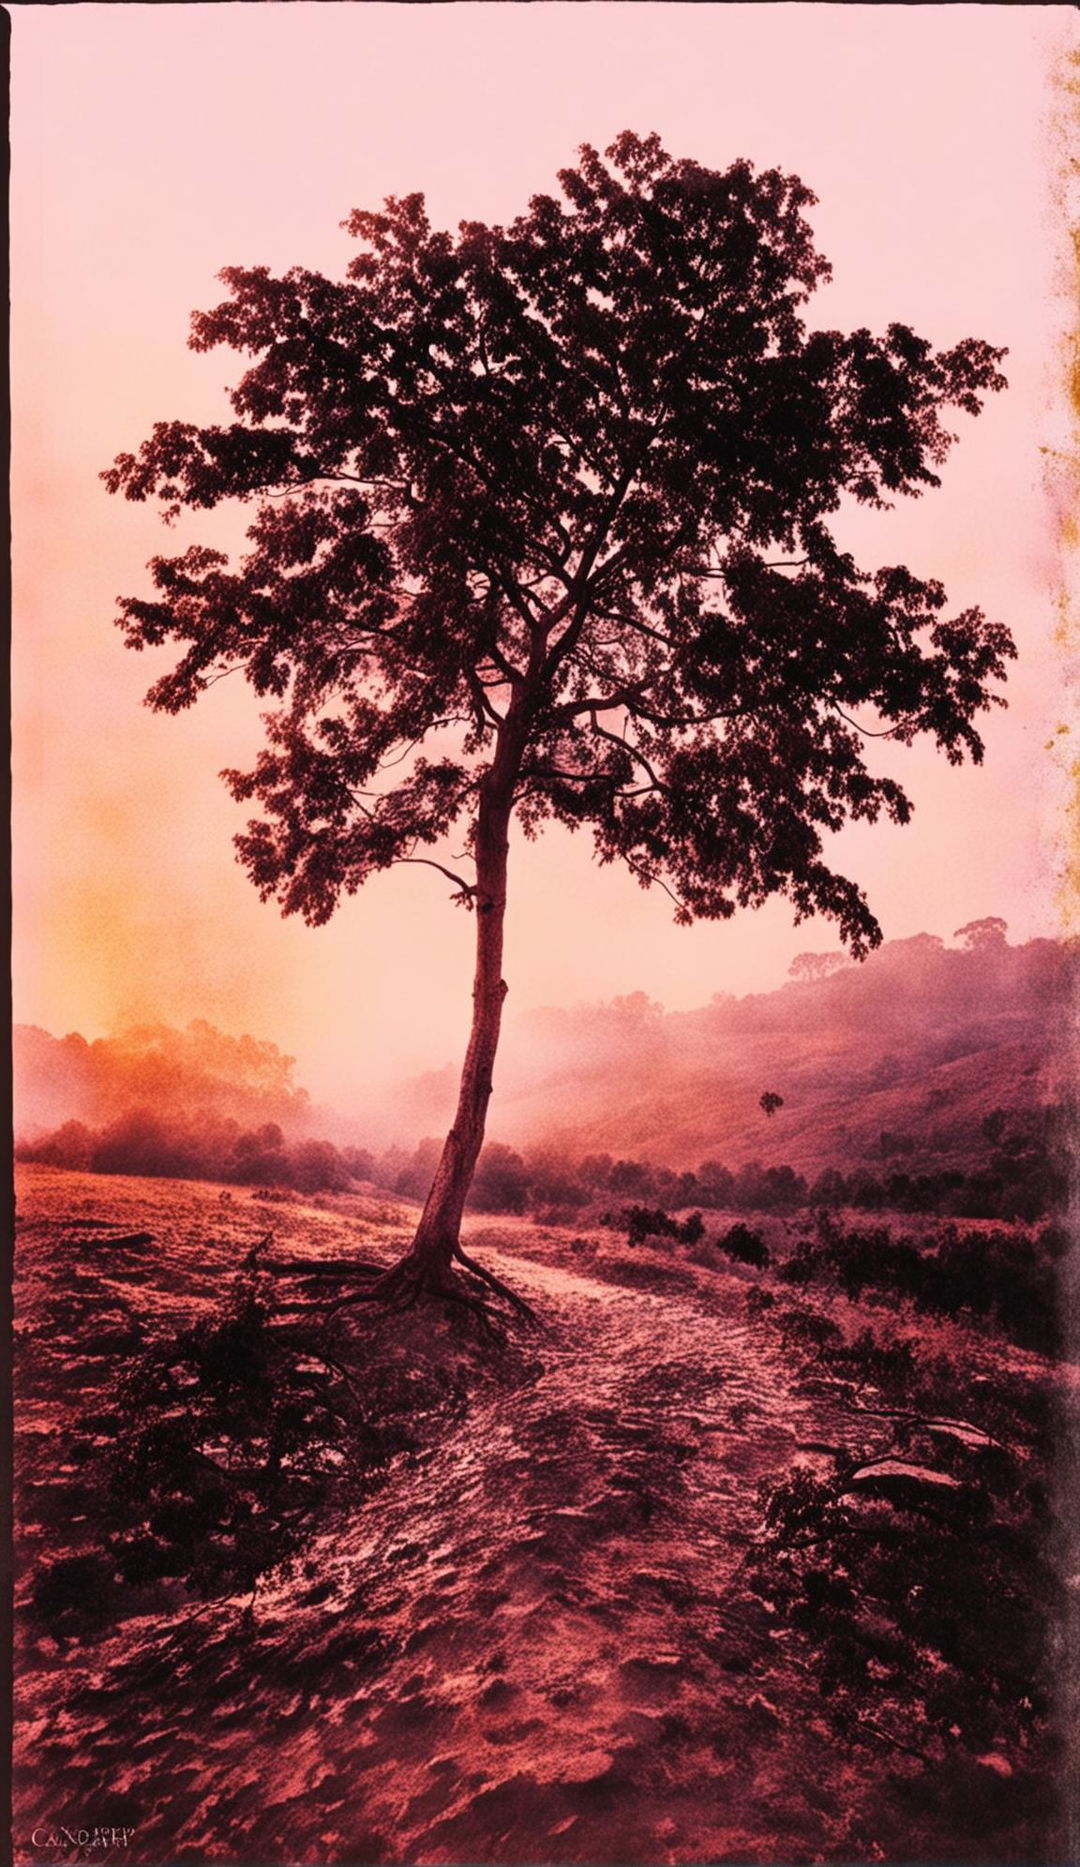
[{"left": 408, "top": 788, "right": 512, "bottom": 1279}]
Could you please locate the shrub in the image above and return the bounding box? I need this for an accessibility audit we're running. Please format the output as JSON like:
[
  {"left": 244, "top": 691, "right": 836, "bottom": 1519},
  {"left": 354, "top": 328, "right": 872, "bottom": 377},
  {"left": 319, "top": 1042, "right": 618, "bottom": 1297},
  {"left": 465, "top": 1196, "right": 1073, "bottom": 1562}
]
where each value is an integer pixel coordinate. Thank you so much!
[
  {"left": 30, "top": 1551, "right": 121, "bottom": 1644},
  {"left": 718, "top": 1222, "right": 771, "bottom": 1269},
  {"left": 16, "top": 1118, "right": 97, "bottom": 1171},
  {"left": 777, "top": 1210, "right": 1060, "bottom": 1354},
  {"left": 17, "top": 1106, "right": 367, "bottom": 1195},
  {"left": 615, "top": 1205, "right": 707, "bottom": 1248},
  {"left": 622, "top": 1205, "right": 680, "bottom": 1246},
  {"left": 748, "top": 1410, "right": 1062, "bottom": 1771}
]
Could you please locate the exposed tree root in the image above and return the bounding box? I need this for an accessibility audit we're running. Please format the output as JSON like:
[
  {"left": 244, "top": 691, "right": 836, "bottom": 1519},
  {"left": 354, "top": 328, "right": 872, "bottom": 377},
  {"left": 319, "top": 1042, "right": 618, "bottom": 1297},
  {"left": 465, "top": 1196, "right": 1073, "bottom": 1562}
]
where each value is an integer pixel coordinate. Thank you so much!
[
  {"left": 306, "top": 1241, "right": 542, "bottom": 1334},
  {"left": 452, "top": 1243, "right": 541, "bottom": 1322},
  {"left": 253, "top": 1219, "right": 542, "bottom": 1335},
  {"left": 266, "top": 1258, "right": 385, "bottom": 1280}
]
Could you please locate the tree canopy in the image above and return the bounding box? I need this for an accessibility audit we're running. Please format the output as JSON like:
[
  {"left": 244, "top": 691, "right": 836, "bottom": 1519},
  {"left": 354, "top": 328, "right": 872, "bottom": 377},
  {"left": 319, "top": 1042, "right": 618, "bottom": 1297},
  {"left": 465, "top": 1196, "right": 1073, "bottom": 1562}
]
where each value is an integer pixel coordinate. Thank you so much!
[
  {"left": 954, "top": 917, "right": 1009, "bottom": 950},
  {"left": 105, "top": 131, "right": 1014, "bottom": 961}
]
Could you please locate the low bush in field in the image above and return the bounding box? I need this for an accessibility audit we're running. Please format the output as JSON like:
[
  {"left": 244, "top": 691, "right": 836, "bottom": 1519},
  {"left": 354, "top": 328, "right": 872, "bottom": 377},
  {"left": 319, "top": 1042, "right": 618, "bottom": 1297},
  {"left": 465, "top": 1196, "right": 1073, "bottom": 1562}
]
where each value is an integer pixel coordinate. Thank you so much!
[
  {"left": 602, "top": 1205, "right": 706, "bottom": 1248},
  {"left": 717, "top": 1222, "right": 771, "bottom": 1269},
  {"left": 780, "top": 1211, "right": 1061, "bottom": 1354},
  {"left": 601, "top": 1208, "right": 772, "bottom": 1267},
  {"left": 774, "top": 1303, "right": 919, "bottom": 1394}
]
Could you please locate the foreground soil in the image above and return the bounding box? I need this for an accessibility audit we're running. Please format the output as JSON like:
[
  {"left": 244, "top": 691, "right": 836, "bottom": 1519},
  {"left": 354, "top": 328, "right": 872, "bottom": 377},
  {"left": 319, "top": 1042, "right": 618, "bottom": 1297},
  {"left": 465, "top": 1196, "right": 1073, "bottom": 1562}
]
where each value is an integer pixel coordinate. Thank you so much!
[{"left": 13, "top": 1166, "right": 1070, "bottom": 1865}]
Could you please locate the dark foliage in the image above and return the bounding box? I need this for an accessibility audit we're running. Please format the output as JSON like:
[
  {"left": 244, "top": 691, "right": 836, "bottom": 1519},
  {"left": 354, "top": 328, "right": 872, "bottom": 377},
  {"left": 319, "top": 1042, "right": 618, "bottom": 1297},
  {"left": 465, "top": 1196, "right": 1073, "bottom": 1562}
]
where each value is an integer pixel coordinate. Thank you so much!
[
  {"left": 604, "top": 1204, "right": 706, "bottom": 1248},
  {"left": 58, "top": 1268, "right": 471, "bottom": 1609},
  {"left": 381, "top": 1108, "right": 1068, "bottom": 1225},
  {"left": 30, "top": 1552, "right": 124, "bottom": 1646},
  {"left": 807, "top": 1106, "right": 1070, "bottom": 1222},
  {"left": 747, "top": 1367, "right": 1064, "bottom": 1829},
  {"left": 716, "top": 1222, "right": 771, "bottom": 1269},
  {"left": 775, "top": 1303, "right": 916, "bottom": 1389},
  {"left": 106, "top": 1300, "right": 379, "bottom": 1597},
  {"left": 466, "top": 1141, "right": 532, "bottom": 1214},
  {"left": 17, "top": 1109, "right": 359, "bottom": 1194},
  {"left": 104, "top": 132, "right": 1010, "bottom": 953},
  {"left": 780, "top": 1210, "right": 1061, "bottom": 1354}
]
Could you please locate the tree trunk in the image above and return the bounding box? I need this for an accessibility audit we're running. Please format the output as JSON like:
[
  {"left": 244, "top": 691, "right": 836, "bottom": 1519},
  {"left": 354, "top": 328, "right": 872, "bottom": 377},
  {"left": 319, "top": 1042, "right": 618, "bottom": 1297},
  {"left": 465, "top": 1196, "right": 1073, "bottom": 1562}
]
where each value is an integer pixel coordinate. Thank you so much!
[{"left": 407, "top": 782, "right": 512, "bottom": 1282}]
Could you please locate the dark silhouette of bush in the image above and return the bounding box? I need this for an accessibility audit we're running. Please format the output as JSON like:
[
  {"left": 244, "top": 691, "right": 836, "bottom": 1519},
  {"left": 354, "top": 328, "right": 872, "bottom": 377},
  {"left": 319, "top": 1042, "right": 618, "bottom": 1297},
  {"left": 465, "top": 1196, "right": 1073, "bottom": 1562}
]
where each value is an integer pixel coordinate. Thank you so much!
[
  {"left": 697, "top": 1161, "right": 736, "bottom": 1208},
  {"left": 608, "top": 1160, "right": 657, "bottom": 1198},
  {"left": 781, "top": 1315, "right": 916, "bottom": 1390},
  {"left": 289, "top": 1139, "right": 354, "bottom": 1194},
  {"left": 775, "top": 1302, "right": 843, "bottom": 1358},
  {"left": 622, "top": 1205, "right": 679, "bottom": 1246},
  {"left": 748, "top": 1384, "right": 1061, "bottom": 1811},
  {"left": 808, "top": 1167, "right": 848, "bottom": 1208},
  {"left": 340, "top": 1145, "right": 377, "bottom": 1183},
  {"left": 393, "top": 1137, "right": 442, "bottom": 1202},
  {"left": 91, "top": 1109, "right": 201, "bottom": 1179},
  {"left": 609, "top": 1205, "right": 707, "bottom": 1248},
  {"left": 30, "top": 1551, "right": 122, "bottom": 1646},
  {"left": 718, "top": 1222, "right": 771, "bottom": 1269},
  {"left": 18, "top": 1118, "right": 96, "bottom": 1171},
  {"left": 779, "top": 1210, "right": 1060, "bottom": 1354},
  {"left": 730, "top": 1161, "right": 808, "bottom": 1210},
  {"left": 578, "top": 1153, "right": 614, "bottom": 1191}
]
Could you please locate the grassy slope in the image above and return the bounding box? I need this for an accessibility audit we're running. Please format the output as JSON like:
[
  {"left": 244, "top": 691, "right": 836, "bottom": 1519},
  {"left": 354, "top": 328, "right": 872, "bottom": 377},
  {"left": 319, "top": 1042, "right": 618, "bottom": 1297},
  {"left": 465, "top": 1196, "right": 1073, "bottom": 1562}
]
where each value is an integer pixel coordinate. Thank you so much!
[{"left": 490, "top": 939, "right": 1072, "bottom": 1175}]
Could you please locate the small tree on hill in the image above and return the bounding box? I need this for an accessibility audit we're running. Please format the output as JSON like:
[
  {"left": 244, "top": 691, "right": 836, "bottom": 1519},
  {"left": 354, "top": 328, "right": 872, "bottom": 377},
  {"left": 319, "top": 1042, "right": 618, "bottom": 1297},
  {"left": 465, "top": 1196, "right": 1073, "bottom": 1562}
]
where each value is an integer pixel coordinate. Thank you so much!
[
  {"left": 104, "top": 133, "right": 1013, "bottom": 1320},
  {"left": 788, "top": 950, "right": 848, "bottom": 982},
  {"left": 954, "top": 916, "right": 1008, "bottom": 950}
]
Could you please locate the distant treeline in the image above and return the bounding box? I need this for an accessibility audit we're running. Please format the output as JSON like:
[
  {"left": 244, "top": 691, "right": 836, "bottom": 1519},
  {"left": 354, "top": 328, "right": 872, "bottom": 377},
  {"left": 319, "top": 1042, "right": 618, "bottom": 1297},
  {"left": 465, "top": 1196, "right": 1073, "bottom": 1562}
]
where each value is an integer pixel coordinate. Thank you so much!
[
  {"left": 17, "top": 1101, "right": 1068, "bottom": 1221},
  {"left": 450, "top": 1105, "right": 1069, "bottom": 1223},
  {"left": 15, "top": 1111, "right": 370, "bottom": 1194}
]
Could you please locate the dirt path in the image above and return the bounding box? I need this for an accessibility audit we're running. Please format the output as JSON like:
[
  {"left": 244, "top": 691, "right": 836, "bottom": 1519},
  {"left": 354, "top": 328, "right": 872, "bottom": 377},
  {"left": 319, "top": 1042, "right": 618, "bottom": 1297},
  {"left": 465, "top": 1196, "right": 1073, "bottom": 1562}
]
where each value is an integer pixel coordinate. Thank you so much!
[{"left": 14, "top": 1174, "right": 920, "bottom": 1864}]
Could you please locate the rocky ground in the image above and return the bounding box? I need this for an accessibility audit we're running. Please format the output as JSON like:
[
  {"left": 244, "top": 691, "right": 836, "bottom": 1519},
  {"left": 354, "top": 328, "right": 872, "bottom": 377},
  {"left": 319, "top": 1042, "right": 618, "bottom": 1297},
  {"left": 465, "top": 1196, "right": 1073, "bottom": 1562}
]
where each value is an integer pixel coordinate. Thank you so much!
[{"left": 13, "top": 1165, "right": 1072, "bottom": 1865}]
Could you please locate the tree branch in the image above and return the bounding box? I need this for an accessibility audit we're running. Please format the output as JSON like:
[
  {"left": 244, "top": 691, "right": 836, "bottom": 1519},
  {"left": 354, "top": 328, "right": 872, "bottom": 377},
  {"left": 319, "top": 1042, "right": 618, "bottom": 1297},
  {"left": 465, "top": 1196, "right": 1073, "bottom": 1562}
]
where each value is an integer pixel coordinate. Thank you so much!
[
  {"left": 829, "top": 702, "right": 920, "bottom": 740},
  {"left": 393, "top": 857, "right": 476, "bottom": 901},
  {"left": 620, "top": 847, "right": 690, "bottom": 918},
  {"left": 589, "top": 714, "right": 670, "bottom": 793},
  {"left": 556, "top": 687, "right": 749, "bottom": 729}
]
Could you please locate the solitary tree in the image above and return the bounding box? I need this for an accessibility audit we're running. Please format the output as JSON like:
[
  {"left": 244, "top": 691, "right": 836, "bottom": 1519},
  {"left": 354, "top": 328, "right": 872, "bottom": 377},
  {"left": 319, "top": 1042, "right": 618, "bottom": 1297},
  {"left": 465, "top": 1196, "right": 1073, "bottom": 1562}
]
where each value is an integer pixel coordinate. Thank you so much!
[
  {"left": 104, "top": 133, "right": 1014, "bottom": 1318},
  {"left": 954, "top": 916, "right": 1009, "bottom": 950},
  {"left": 788, "top": 950, "right": 848, "bottom": 983}
]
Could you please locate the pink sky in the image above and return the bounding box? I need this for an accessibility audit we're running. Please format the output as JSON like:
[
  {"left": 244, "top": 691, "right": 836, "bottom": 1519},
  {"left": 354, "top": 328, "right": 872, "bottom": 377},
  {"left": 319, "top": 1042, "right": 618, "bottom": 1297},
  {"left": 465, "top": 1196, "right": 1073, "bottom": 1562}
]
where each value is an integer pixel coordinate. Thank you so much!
[{"left": 10, "top": 4, "right": 1079, "bottom": 1116}]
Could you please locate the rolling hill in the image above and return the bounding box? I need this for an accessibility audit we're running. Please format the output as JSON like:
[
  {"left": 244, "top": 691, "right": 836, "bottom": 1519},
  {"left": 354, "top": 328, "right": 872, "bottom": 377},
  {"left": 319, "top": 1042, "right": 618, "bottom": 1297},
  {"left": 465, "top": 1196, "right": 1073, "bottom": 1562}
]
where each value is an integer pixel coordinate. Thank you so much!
[{"left": 481, "top": 932, "right": 1075, "bottom": 1177}]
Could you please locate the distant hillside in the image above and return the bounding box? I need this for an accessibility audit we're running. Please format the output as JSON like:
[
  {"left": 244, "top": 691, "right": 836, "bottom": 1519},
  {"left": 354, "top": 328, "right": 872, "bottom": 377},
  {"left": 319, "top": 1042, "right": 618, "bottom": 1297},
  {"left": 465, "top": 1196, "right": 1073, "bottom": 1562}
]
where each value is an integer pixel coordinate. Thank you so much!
[
  {"left": 481, "top": 932, "right": 1075, "bottom": 1176},
  {"left": 15, "top": 932, "right": 1075, "bottom": 1187}
]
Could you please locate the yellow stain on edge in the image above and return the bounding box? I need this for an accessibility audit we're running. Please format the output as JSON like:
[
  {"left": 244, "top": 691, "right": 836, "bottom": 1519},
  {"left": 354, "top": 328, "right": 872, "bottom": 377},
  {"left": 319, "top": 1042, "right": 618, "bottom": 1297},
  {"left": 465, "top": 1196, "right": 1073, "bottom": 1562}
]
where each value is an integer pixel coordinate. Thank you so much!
[{"left": 1049, "top": 49, "right": 1080, "bottom": 929}]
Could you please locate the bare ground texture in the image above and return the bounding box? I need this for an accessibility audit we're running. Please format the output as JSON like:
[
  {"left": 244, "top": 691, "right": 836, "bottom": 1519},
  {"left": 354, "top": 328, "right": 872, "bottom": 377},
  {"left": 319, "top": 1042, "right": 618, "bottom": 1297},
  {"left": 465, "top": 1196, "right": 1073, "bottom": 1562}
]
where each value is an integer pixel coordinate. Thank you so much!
[{"left": 13, "top": 1165, "right": 1073, "bottom": 1867}]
